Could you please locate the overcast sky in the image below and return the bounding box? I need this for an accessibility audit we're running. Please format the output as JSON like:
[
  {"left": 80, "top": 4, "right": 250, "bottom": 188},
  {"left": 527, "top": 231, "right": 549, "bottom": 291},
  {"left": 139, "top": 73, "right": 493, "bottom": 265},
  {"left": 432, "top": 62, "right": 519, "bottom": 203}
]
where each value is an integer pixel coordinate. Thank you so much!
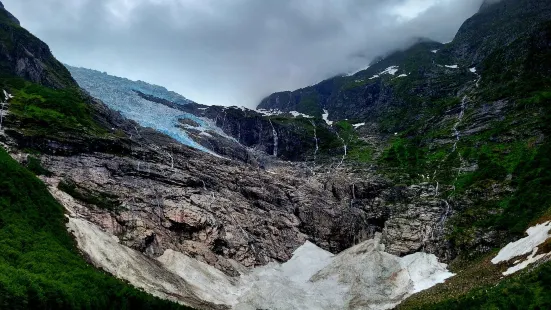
[{"left": 3, "top": 0, "right": 487, "bottom": 107}]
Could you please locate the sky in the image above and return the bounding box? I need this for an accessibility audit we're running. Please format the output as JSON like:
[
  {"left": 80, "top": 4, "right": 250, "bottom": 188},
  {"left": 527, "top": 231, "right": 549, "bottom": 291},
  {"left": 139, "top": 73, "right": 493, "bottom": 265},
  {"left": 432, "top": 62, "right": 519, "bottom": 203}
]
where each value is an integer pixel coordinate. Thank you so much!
[{"left": 3, "top": 0, "right": 488, "bottom": 108}]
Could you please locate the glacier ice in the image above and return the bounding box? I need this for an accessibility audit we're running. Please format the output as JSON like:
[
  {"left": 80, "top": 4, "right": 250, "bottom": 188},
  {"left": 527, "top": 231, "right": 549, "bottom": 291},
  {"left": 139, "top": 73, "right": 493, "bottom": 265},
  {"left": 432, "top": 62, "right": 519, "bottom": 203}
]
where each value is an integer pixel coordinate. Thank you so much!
[{"left": 66, "top": 66, "right": 221, "bottom": 154}]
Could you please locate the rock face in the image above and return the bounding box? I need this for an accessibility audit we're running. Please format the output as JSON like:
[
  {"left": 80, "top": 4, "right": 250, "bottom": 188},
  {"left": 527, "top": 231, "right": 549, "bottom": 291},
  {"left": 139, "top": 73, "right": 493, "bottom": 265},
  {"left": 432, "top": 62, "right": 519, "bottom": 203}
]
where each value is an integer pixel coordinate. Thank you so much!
[
  {"left": 61, "top": 205, "right": 454, "bottom": 310},
  {"left": 0, "top": 6, "right": 75, "bottom": 88},
  {"left": 0, "top": 1, "right": 19, "bottom": 25},
  {"left": 29, "top": 130, "right": 453, "bottom": 276},
  {"left": 257, "top": 0, "right": 551, "bottom": 133}
]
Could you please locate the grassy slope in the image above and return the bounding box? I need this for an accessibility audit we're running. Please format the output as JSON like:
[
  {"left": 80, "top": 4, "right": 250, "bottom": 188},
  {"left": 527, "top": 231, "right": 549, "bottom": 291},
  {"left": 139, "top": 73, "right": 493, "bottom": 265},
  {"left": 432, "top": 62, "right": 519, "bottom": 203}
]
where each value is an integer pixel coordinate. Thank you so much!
[
  {"left": 1, "top": 76, "right": 107, "bottom": 139},
  {"left": 0, "top": 6, "right": 191, "bottom": 310},
  {"left": 393, "top": 15, "right": 551, "bottom": 310},
  {"left": 400, "top": 259, "right": 551, "bottom": 309},
  {"left": 0, "top": 147, "right": 192, "bottom": 309}
]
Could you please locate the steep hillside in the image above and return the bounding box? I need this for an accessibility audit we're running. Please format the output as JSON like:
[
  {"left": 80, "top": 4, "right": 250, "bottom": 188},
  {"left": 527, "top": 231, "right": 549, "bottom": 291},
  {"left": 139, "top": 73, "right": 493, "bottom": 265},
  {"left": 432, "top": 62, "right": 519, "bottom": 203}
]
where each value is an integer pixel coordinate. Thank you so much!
[
  {"left": 258, "top": 0, "right": 551, "bottom": 245},
  {"left": 0, "top": 3, "right": 75, "bottom": 88},
  {"left": 0, "top": 0, "right": 550, "bottom": 309},
  {"left": 0, "top": 147, "right": 193, "bottom": 310},
  {"left": 0, "top": 2, "right": 195, "bottom": 309}
]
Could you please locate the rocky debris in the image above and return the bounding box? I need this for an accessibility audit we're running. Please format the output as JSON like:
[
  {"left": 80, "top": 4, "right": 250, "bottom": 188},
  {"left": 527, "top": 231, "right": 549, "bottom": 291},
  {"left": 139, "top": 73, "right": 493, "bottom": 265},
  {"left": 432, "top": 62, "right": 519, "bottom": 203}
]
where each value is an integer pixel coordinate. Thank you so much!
[{"left": 179, "top": 118, "right": 201, "bottom": 127}]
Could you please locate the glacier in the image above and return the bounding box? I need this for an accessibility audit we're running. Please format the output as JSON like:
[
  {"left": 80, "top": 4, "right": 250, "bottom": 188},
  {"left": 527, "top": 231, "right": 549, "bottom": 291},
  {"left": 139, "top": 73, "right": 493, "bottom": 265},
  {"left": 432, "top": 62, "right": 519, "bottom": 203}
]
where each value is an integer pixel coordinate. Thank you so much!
[{"left": 66, "top": 65, "right": 221, "bottom": 154}]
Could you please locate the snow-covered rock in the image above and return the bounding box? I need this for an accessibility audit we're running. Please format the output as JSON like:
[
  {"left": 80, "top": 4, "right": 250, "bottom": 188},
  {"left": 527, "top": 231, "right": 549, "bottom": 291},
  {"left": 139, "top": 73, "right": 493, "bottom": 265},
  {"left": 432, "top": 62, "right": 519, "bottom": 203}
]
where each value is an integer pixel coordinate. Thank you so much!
[
  {"left": 380, "top": 66, "right": 399, "bottom": 75},
  {"left": 289, "top": 111, "right": 314, "bottom": 118},
  {"left": 63, "top": 202, "right": 454, "bottom": 310},
  {"left": 322, "top": 109, "right": 333, "bottom": 125},
  {"left": 492, "top": 221, "right": 551, "bottom": 275},
  {"left": 257, "top": 108, "right": 284, "bottom": 116}
]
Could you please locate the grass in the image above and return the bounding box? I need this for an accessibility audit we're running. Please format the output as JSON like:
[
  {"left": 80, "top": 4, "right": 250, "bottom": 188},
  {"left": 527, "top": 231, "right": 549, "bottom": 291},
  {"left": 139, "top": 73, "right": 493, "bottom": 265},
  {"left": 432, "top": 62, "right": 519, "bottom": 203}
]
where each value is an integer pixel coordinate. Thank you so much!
[
  {"left": 1, "top": 77, "right": 108, "bottom": 139},
  {"left": 400, "top": 259, "right": 551, "bottom": 310},
  {"left": 0, "top": 147, "right": 192, "bottom": 309}
]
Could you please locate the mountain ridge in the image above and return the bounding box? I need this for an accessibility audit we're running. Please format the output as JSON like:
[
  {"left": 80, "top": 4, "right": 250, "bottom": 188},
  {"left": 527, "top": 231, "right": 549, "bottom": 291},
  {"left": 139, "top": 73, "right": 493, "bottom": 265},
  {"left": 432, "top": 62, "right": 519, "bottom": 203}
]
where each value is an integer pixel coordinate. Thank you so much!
[{"left": 0, "top": 0, "right": 550, "bottom": 309}]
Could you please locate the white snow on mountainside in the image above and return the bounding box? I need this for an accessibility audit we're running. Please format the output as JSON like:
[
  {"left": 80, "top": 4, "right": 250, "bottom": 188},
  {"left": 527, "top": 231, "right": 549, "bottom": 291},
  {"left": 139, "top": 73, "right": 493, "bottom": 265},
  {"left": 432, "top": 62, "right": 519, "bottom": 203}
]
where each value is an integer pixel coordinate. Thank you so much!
[
  {"left": 66, "top": 65, "right": 220, "bottom": 153},
  {"left": 54, "top": 176, "right": 454, "bottom": 310}
]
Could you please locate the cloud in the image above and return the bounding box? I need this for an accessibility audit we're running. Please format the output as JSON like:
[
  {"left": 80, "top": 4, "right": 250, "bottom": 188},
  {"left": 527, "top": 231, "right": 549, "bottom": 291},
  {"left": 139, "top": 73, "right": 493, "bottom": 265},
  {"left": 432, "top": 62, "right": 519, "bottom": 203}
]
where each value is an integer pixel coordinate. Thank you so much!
[{"left": 3, "top": 0, "right": 486, "bottom": 107}]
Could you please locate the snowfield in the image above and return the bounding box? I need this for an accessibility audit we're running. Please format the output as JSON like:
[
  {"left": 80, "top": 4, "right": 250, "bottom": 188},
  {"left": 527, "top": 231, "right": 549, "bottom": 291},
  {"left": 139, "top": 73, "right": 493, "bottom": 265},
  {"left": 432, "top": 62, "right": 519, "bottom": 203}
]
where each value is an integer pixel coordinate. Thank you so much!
[
  {"left": 53, "top": 181, "right": 455, "bottom": 310},
  {"left": 492, "top": 221, "right": 551, "bottom": 275}
]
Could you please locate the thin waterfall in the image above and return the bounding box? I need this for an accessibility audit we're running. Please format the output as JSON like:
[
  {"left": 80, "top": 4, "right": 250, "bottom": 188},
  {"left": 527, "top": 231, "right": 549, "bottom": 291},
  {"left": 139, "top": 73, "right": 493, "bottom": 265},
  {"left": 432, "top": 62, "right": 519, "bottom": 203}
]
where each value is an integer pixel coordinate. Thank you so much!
[{"left": 268, "top": 119, "right": 278, "bottom": 157}]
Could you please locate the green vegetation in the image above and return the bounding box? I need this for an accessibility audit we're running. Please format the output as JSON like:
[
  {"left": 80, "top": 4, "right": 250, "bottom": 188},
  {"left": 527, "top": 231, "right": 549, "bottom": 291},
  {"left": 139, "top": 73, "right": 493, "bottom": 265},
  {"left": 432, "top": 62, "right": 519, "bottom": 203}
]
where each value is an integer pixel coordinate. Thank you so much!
[
  {"left": 58, "top": 180, "right": 121, "bottom": 212},
  {"left": 334, "top": 120, "right": 373, "bottom": 163},
  {"left": 25, "top": 156, "right": 52, "bottom": 177},
  {"left": 0, "top": 9, "right": 76, "bottom": 89},
  {"left": 0, "top": 147, "right": 191, "bottom": 309},
  {"left": 0, "top": 76, "right": 107, "bottom": 139},
  {"left": 403, "top": 261, "right": 551, "bottom": 310},
  {"left": 295, "top": 93, "right": 323, "bottom": 117}
]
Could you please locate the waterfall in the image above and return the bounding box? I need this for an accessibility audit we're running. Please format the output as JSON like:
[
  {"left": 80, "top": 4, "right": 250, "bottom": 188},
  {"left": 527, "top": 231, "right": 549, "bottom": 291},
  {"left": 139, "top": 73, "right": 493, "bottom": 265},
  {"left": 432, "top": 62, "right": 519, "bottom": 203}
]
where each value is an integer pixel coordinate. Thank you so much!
[
  {"left": 336, "top": 131, "right": 347, "bottom": 169},
  {"left": 310, "top": 120, "right": 319, "bottom": 163},
  {"left": 439, "top": 200, "right": 451, "bottom": 227},
  {"left": 268, "top": 119, "right": 278, "bottom": 157},
  {"left": 452, "top": 95, "right": 467, "bottom": 152}
]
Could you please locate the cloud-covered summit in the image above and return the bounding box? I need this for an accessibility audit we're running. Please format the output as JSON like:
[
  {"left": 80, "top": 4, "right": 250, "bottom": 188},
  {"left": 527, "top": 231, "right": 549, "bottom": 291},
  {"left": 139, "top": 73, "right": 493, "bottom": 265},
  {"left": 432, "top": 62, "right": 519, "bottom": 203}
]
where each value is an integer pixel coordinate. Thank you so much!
[{"left": 4, "top": 0, "right": 488, "bottom": 107}]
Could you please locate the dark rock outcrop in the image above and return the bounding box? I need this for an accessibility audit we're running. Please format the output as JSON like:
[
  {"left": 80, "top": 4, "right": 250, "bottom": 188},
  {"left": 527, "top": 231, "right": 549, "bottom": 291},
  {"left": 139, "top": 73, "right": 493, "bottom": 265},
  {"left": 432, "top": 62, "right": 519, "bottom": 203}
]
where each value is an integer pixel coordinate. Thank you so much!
[{"left": 0, "top": 4, "right": 75, "bottom": 88}]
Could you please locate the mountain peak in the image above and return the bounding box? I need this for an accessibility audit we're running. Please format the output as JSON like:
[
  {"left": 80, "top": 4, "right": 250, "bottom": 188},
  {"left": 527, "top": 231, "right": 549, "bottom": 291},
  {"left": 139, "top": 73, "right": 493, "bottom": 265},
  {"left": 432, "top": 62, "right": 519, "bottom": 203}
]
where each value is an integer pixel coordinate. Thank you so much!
[
  {"left": 0, "top": 1, "right": 20, "bottom": 25},
  {"left": 479, "top": 0, "right": 503, "bottom": 11}
]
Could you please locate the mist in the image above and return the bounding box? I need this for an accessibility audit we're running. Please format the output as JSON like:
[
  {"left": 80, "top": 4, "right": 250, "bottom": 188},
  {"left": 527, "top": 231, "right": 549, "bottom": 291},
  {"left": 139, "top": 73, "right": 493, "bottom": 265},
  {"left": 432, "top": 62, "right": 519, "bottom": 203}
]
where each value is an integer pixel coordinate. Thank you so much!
[{"left": 3, "top": 0, "right": 488, "bottom": 107}]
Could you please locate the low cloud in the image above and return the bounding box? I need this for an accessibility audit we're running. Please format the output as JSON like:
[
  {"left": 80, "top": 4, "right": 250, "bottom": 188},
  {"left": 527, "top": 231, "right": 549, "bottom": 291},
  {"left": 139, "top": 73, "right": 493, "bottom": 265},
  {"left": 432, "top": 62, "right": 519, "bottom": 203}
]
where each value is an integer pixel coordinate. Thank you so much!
[{"left": 4, "top": 0, "right": 486, "bottom": 107}]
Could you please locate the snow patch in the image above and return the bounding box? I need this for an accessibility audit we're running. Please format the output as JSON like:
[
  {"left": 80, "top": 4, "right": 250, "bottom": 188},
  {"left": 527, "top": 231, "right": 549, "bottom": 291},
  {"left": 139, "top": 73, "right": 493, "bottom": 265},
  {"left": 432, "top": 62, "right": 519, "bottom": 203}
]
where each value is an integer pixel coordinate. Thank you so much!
[
  {"left": 492, "top": 221, "right": 551, "bottom": 275},
  {"left": 345, "top": 65, "right": 371, "bottom": 76},
  {"left": 353, "top": 122, "right": 365, "bottom": 129},
  {"left": 469, "top": 67, "right": 477, "bottom": 73},
  {"left": 55, "top": 184, "right": 455, "bottom": 310},
  {"left": 322, "top": 109, "right": 333, "bottom": 125},
  {"left": 368, "top": 66, "right": 400, "bottom": 80},
  {"left": 289, "top": 111, "right": 314, "bottom": 118},
  {"left": 445, "top": 65, "right": 458, "bottom": 69},
  {"left": 256, "top": 108, "right": 284, "bottom": 116},
  {"left": 380, "top": 66, "right": 399, "bottom": 75},
  {"left": 431, "top": 50, "right": 438, "bottom": 53},
  {"left": 397, "top": 74, "right": 408, "bottom": 78},
  {"left": 237, "top": 234, "right": 453, "bottom": 310},
  {"left": 231, "top": 106, "right": 251, "bottom": 112}
]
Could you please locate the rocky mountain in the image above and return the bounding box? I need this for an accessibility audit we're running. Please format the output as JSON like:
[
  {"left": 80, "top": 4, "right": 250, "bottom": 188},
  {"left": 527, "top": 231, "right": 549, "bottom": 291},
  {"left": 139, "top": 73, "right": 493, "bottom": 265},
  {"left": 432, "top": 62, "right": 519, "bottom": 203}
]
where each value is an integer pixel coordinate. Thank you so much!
[
  {"left": 67, "top": 66, "right": 356, "bottom": 163},
  {"left": 0, "top": 0, "right": 550, "bottom": 309}
]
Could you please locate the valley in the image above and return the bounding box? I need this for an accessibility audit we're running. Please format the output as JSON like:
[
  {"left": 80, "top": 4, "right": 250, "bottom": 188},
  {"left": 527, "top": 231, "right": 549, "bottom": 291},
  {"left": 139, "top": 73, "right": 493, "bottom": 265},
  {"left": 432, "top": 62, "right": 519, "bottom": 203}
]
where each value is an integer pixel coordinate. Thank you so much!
[{"left": 0, "top": 0, "right": 550, "bottom": 309}]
